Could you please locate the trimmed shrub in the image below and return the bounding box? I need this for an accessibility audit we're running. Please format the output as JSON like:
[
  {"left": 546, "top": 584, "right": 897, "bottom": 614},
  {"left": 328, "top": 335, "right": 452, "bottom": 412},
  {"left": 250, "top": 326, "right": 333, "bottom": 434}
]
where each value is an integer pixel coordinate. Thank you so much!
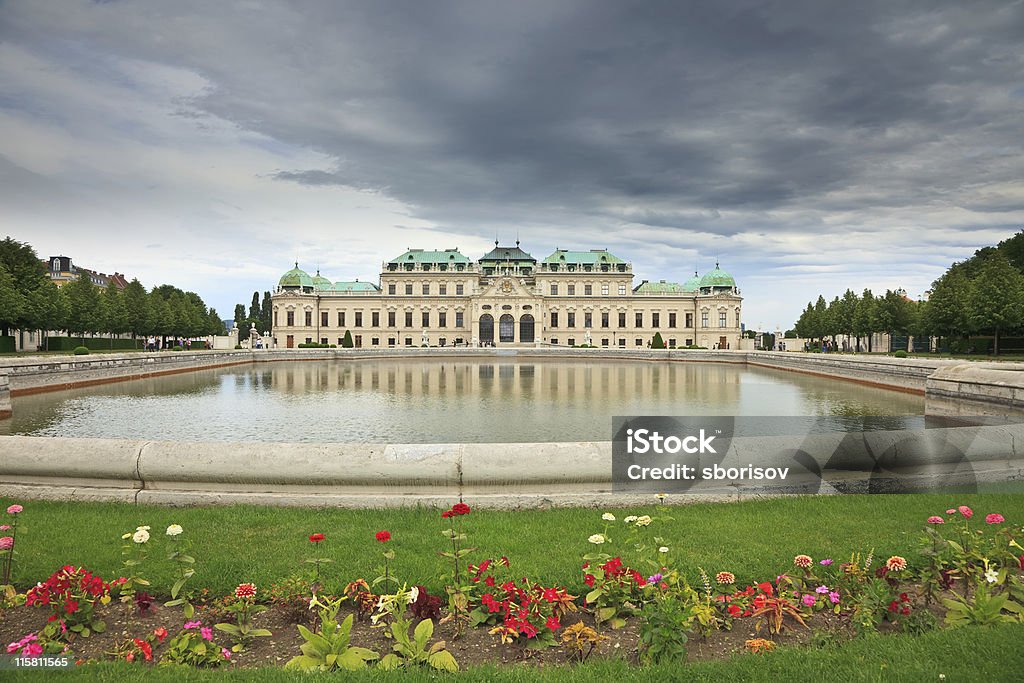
[
  {"left": 342, "top": 330, "right": 354, "bottom": 348},
  {"left": 651, "top": 332, "right": 666, "bottom": 349},
  {"left": 893, "top": 350, "right": 908, "bottom": 358},
  {"left": 73, "top": 346, "right": 90, "bottom": 355},
  {"left": 172, "top": 345, "right": 184, "bottom": 351},
  {"left": 234, "top": 344, "right": 243, "bottom": 349},
  {"left": 0, "top": 336, "right": 15, "bottom": 353}
]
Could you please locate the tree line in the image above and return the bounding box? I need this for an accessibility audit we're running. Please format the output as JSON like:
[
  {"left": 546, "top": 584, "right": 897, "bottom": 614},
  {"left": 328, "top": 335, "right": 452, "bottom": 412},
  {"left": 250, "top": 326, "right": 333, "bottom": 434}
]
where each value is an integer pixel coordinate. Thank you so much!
[
  {"left": 793, "top": 231, "right": 1024, "bottom": 355},
  {"left": 233, "top": 291, "right": 273, "bottom": 337},
  {"left": 0, "top": 237, "right": 225, "bottom": 349}
]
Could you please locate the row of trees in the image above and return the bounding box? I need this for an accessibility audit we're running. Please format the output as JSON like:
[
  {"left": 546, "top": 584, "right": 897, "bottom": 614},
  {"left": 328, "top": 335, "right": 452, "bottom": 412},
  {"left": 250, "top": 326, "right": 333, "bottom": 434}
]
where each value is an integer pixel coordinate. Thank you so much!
[
  {"left": 793, "top": 231, "right": 1024, "bottom": 354},
  {"left": 0, "top": 237, "right": 225, "bottom": 349},
  {"left": 234, "top": 291, "right": 273, "bottom": 337}
]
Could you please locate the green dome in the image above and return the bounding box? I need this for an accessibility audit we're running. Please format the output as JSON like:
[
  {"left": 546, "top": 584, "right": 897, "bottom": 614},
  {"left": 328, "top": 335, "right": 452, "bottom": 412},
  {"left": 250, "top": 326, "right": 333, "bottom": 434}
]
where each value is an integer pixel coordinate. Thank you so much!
[
  {"left": 279, "top": 263, "right": 314, "bottom": 289},
  {"left": 681, "top": 271, "right": 701, "bottom": 292},
  {"left": 312, "top": 270, "right": 332, "bottom": 290},
  {"left": 699, "top": 263, "right": 735, "bottom": 289}
]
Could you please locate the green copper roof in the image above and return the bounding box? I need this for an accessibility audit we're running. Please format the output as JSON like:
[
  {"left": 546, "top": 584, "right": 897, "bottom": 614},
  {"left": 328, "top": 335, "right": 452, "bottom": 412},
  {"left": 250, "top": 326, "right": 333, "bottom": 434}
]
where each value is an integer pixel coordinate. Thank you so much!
[
  {"left": 480, "top": 242, "right": 535, "bottom": 262},
  {"left": 312, "top": 271, "right": 333, "bottom": 289},
  {"left": 699, "top": 264, "right": 736, "bottom": 288},
  {"left": 635, "top": 280, "right": 689, "bottom": 294},
  {"left": 387, "top": 249, "right": 471, "bottom": 265},
  {"left": 279, "top": 263, "right": 314, "bottom": 288},
  {"left": 682, "top": 271, "right": 701, "bottom": 291},
  {"left": 542, "top": 249, "right": 624, "bottom": 265},
  {"left": 331, "top": 281, "right": 380, "bottom": 293}
]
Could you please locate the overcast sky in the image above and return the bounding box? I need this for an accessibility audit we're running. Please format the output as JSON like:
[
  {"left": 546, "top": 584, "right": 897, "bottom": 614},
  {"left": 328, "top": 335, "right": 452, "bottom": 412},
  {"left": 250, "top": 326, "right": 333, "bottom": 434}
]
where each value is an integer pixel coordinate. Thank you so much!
[{"left": 2, "top": 0, "right": 1022, "bottom": 329}]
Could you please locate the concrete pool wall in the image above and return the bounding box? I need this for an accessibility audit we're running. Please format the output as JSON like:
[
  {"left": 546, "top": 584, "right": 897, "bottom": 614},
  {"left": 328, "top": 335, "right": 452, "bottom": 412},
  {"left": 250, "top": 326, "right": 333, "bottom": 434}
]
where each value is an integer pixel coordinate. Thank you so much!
[{"left": 1, "top": 348, "right": 1022, "bottom": 507}]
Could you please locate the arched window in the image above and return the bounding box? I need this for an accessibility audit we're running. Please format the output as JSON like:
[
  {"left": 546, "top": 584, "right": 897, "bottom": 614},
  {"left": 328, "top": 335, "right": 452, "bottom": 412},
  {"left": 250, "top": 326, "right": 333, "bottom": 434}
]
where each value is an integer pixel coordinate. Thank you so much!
[
  {"left": 519, "top": 314, "right": 535, "bottom": 343},
  {"left": 479, "top": 314, "right": 494, "bottom": 344},
  {"left": 499, "top": 314, "right": 515, "bottom": 343}
]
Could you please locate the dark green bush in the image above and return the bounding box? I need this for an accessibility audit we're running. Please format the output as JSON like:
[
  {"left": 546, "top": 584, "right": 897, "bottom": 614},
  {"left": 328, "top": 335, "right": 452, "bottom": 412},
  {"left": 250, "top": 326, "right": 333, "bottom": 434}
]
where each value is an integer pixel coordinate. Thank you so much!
[
  {"left": 342, "top": 330, "right": 354, "bottom": 348},
  {"left": 73, "top": 346, "right": 90, "bottom": 355},
  {"left": 894, "top": 350, "right": 908, "bottom": 358},
  {"left": 651, "top": 332, "right": 666, "bottom": 349},
  {"left": 234, "top": 344, "right": 243, "bottom": 349},
  {"left": 172, "top": 345, "right": 184, "bottom": 351}
]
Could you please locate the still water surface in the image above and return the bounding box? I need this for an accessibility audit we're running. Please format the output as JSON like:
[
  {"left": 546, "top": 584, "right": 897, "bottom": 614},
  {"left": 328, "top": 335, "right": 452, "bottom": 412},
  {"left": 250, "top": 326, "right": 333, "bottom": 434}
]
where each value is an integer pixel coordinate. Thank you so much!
[{"left": 1, "top": 360, "right": 924, "bottom": 443}]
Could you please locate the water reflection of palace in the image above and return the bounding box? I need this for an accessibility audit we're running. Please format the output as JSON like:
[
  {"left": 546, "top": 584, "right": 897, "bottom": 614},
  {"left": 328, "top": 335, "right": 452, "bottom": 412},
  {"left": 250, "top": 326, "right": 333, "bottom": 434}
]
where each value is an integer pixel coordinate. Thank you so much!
[{"left": 272, "top": 243, "right": 742, "bottom": 351}]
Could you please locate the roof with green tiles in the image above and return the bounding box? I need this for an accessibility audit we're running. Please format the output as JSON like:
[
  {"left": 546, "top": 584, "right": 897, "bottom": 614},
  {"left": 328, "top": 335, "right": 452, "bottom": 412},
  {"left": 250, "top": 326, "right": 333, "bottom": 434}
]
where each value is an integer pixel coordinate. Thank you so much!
[
  {"left": 480, "top": 242, "right": 536, "bottom": 262},
  {"left": 699, "top": 264, "right": 736, "bottom": 288},
  {"left": 386, "top": 249, "right": 471, "bottom": 265},
  {"left": 279, "top": 263, "right": 314, "bottom": 288},
  {"left": 634, "top": 279, "right": 690, "bottom": 294},
  {"left": 312, "top": 271, "right": 333, "bottom": 289},
  {"left": 331, "top": 281, "right": 380, "bottom": 293},
  {"left": 682, "top": 271, "right": 701, "bottom": 291},
  {"left": 542, "top": 249, "right": 625, "bottom": 265}
]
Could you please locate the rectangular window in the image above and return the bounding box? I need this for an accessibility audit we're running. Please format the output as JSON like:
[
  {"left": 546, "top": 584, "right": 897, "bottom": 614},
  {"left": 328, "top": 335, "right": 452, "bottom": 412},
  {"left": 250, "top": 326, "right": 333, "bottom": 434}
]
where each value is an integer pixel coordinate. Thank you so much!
[
  {"left": 686, "top": 338, "right": 693, "bottom": 346},
  {"left": 439, "top": 284, "right": 447, "bottom": 295},
  {"left": 305, "top": 311, "right": 312, "bottom": 326},
  {"left": 286, "top": 311, "right": 294, "bottom": 326},
  {"left": 338, "top": 338, "right": 343, "bottom": 345},
  {"left": 601, "top": 312, "right": 609, "bottom": 328},
  {"left": 405, "top": 337, "right": 413, "bottom": 346},
  {"left": 618, "top": 338, "right": 626, "bottom": 347},
  {"left": 422, "top": 312, "right": 430, "bottom": 327},
  {"left": 701, "top": 312, "right": 709, "bottom": 328},
  {"left": 686, "top": 312, "right": 694, "bottom": 328},
  {"left": 652, "top": 313, "right": 660, "bottom": 328},
  {"left": 669, "top": 313, "right": 676, "bottom": 328},
  {"left": 551, "top": 338, "right": 558, "bottom": 345},
  {"left": 669, "top": 338, "right": 677, "bottom": 348},
  {"left": 439, "top": 312, "right": 447, "bottom": 328},
  {"left": 568, "top": 284, "right": 575, "bottom": 295},
  {"left": 618, "top": 284, "right": 626, "bottom": 295},
  {"left": 274, "top": 311, "right": 278, "bottom": 327},
  {"left": 551, "top": 284, "right": 559, "bottom": 295},
  {"left": 405, "top": 283, "right": 413, "bottom": 295},
  {"left": 405, "top": 312, "right": 413, "bottom": 327},
  {"left": 719, "top": 312, "right": 728, "bottom": 327},
  {"left": 388, "top": 284, "right": 396, "bottom": 295},
  {"left": 601, "top": 338, "right": 609, "bottom": 346},
  {"left": 550, "top": 312, "right": 559, "bottom": 328},
  {"left": 584, "top": 312, "right": 593, "bottom": 328},
  {"left": 305, "top": 337, "right": 313, "bottom": 344},
  {"left": 422, "top": 283, "right": 430, "bottom": 295},
  {"left": 584, "top": 284, "right": 592, "bottom": 296},
  {"left": 372, "top": 312, "right": 380, "bottom": 327},
  {"left": 320, "top": 337, "right": 328, "bottom": 346},
  {"left": 321, "top": 312, "right": 329, "bottom": 327},
  {"left": 355, "top": 312, "right": 363, "bottom": 327},
  {"left": 567, "top": 312, "right": 576, "bottom": 328},
  {"left": 456, "top": 284, "right": 464, "bottom": 295},
  {"left": 456, "top": 311, "right": 464, "bottom": 327},
  {"left": 568, "top": 337, "right": 576, "bottom": 346},
  {"left": 388, "top": 311, "right": 396, "bottom": 327},
  {"left": 618, "top": 312, "right": 626, "bottom": 328},
  {"left": 636, "top": 338, "right": 643, "bottom": 346},
  {"left": 601, "top": 284, "right": 609, "bottom": 296},
  {"left": 635, "top": 312, "right": 643, "bottom": 328},
  {"left": 388, "top": 337, "right": 396, "bottom": 346},
  {"left": 337, "top": 311, "right": 345, "bottom": 327},
  {"left": 371, "top": 337, "right": 380, "bottom": 346}
]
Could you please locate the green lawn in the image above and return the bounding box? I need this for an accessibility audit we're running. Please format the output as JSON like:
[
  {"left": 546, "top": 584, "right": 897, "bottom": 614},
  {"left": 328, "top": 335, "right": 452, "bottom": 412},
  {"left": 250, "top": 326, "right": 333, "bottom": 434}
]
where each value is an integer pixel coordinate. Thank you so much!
[{"left": 2, "top": 493, "right": 1022, "bottom": 598}]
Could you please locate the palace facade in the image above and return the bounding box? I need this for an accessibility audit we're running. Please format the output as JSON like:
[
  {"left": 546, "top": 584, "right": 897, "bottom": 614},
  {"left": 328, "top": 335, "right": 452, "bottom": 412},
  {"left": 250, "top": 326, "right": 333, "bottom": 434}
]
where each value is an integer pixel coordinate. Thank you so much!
[{"left": 271, "top": 243, "right": 742, "bottom": 349}]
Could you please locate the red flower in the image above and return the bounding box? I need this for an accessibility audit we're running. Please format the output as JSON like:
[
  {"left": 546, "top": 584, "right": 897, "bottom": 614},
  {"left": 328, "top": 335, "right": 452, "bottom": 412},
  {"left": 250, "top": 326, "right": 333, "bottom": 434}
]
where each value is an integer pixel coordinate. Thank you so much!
[
  {"left": 485, "top": 576, "right": 496, "bottom": 587},
  {"left": 757, "top": 582, "right": 774, "bottom": 596},
  {"left": 235, "top": 582, "right": 257, "bottom": 599},
  {"left": 901, "top": 606, "right": 911, "bottom": 616},
  {"left": 728, "top": 604, "right": 742, "bottom": 617},
  {"left": 583, "top": 574, "right": 595, "bottom": 587},
  {"left": 153, "top": 627, "right": 168, "bottom": 643},
  {"left": 958, "top": 505, "right": 973, "bottom": 519},
  {"left": 452, "top": 502, "right": 471, "bottom": 516},
  {"left": 543, "top": 587, "right": 558, "bottom": 603},
  {"left": 985, "top": 513, "right": 1005, "bottom": 525},
  {"left": 133, "top": 638, "right": 153, "bottom": 661},
  {"left": 545, "top": 616, "right": 561, "bottom": 631},
  {"left": 65, "top": 600, "right": 79, "bottom": 614},
  {"left": 500, "top": 556, "right": 510, "bottom": 567},
  {"left": 375, "top": 530, "right": 391, "bottom": 543},
  {"left": 309, "top": 533, "right": 325, "bottom": 543},
  {"left": 441, "top": 510, "right": 452, "bottom": 519},
  {"left": 888, "top": 601, "right": 899, "bottom": 612}
]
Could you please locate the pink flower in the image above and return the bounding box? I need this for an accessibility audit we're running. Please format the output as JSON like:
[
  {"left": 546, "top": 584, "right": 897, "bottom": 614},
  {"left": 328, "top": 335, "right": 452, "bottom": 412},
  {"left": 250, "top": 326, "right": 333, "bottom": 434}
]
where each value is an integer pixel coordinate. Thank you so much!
[
  {"left": 945, "top": 508, "right": 957, "bottom": 515},
  {"left": 222, "top": 648, "right": 231, "bottom": 660},
  {"left": 234, "top": 583, "right": 257, "bottom": 599},
  {"left": 927, "top": 516, "right": 944, "bottom": 525},
  {"left": 0, "top": 525, "right": 10, "bottom": 531},
  {"left": 819, "top": 558, "right": 833, "bottom": 566},
  {"left": 985, "top": 513, "right": 1005, "bottom": 525},
  {"left": 0, "top": 537, "right": 12, "bottom": 550},
  {"left": 815, "top": 585, "right": 829, "bottom": 594},
  {"left": 885, "top": 556, "right": 908, "bottom": 572},
  {"left": 958, "top": 505, "right": 973, "bottom": 519},
  {"left": 183, "top": 620, "right": 201, "bottom": 630},
  {"left": 6, "top": 642, "right": 19, "bottom": 654},
  {"left": 22, "top": 643, "right": 42, "bottom": 657},
  {"left": 201, "top": 627, "right": 213, "bottom": 641},
  {"left": 802, "top": 594, "right": 816, "bottom": 607},
  {"left": 6, "top": 505, "right": 22, "bottom": 515},
  {"left": 794, "top": 554, "right": 813, "bottom": 568},
  {"left": 829, "top": 591, "right": 841, "bottom": 604}
]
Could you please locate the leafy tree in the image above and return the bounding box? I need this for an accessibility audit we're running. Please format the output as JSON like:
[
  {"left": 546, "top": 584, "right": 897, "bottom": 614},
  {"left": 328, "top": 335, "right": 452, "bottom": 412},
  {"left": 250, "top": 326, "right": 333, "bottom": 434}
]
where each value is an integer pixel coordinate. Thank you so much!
[
  {"left": 924, "top": 264, "right": 971, "bottom": 342},
  {"left": 793, "top": 303, "right": 815, "bottom": 341},
  {"left": 0, "top": 237, "right": 48, "bottom": 337},
  {"left": 0, "top": 265, "right": 25, "bottom": 337},
  {"left": 995, "top": 231, "right": 1024, "bottom": 273},
  {"left": 101, "top": 282, "right": 130, "bottom": 347},
  {"left": 651, "top": 331, "right": 666, "bottom": 349},
  {"left": 26, "top": 279, "right": 67, "bottom": 350},
  {"left": 853, "top": 289, "right": 876, "bottom": 352},
  {"left": 64, "top": 275, "right": 102, "bottom": 343},
  {"left": 812, "top": 295, "right": 828, "bottom": 342},
  {"left": 207, "top": 309, "right": 226, "bottom": 336},
  {"left": 249, "top": 291, "right": 261, "bottom": 326},
  {"left": 342, "top": 330, "right": 354, "bottom": 348},
  {"left": 122, "top": 279, "right": 150, "bottom": 340},
  {"left": 260, "top": 291, "right": 273, "bottom": 333},
  {"left": 968, "top": 252, "right": 1024, "bottom": 355}
]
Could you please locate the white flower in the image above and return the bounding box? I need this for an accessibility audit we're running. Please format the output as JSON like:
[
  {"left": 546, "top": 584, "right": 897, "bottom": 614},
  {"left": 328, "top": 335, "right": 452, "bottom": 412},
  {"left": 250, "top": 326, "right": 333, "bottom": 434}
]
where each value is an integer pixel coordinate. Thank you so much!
[
  {"left": 588, "top": 534, "right": 606, "bottom": 545},
  {"left": 136, "top": 526, "right": 151, "bottom": 532},
  {"left": 121, "top": 533, "right": 132, "bottom": 540},
  {"left": 409, "top": 586, "right": 420, "bottom": 603},
  {"left": 659, "top": 547, "right": 669, "bottom": 553},
  {"left": 624, "top": 516, "right": 638, "bottom": 524},
  {"left": 985, "top": 568, "right": 999, "bottom": 584},
  {"left": 602, "top": 513, "right": 616, "bottom": 521},
  {"left": 166, "top": 524, "right": 183, "bottom": 537},
  {"left": 635, "top": 515, "right": 652, "bottom": 527},
  {"left": 133, "top": 529, "right": 150, "bottom": 544}
]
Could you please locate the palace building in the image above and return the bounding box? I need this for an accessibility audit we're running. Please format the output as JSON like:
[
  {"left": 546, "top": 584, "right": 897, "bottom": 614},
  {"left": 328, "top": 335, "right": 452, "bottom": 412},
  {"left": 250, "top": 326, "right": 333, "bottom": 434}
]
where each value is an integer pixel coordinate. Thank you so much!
[{"left": 271, "top": 243, "right": 742, "bottom": 349}]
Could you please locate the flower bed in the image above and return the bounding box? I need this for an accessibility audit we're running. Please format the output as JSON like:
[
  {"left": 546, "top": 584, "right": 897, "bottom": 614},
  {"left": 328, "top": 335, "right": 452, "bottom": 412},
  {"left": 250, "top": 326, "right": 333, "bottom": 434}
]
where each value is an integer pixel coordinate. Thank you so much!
[{"left": 0, "top": 500, "right": 1022, "bottom": 673}]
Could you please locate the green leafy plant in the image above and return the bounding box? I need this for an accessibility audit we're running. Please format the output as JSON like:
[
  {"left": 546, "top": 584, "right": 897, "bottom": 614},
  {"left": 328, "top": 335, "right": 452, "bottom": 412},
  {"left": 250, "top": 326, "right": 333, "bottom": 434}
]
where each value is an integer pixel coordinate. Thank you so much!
[
  {"left": 160, "top": 622, "right": 231, "bottom": 668},
  {"left": 943, "top": 582, "right": 1022, "bottom": 627},
  {"left": 164, "top": 524, "right": 196, "bottom": 618},
  {"left": 560, "top": 622, "right": 607, "bottom": 663},
  {"left": 214, "top": 583, "right": 272, "bottom": 652},
  {"left": 118, "top": 526, "right": 152, "bottom": 603},
  {"left": 379, "top": 618, "right": 458, "bottom": 672},
  {"left": 73, "top": 346, "right": 89, "bottom": 355},
  {"left": 285, "top": 594, "right": 379, "bottom": 672},
  {"left": 638, "top": 592, "right": 696, "bottom": 664}
]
